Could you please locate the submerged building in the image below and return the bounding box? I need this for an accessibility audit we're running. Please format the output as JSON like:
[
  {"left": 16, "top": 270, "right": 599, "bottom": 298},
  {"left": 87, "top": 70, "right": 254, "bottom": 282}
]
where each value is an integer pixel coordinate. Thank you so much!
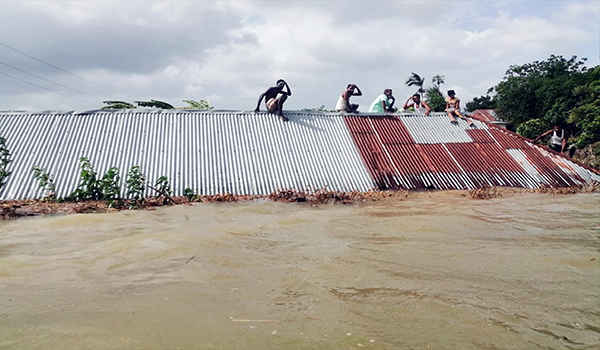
[{"left": 0, "top": 109, "right": 598, "bottom": 200}]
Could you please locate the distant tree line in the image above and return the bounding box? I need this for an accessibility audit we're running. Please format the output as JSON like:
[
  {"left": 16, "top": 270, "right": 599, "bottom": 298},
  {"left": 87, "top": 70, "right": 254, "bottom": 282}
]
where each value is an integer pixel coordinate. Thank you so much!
[{"left": 465, "top": 55, "right": 599, "bottom": 150}]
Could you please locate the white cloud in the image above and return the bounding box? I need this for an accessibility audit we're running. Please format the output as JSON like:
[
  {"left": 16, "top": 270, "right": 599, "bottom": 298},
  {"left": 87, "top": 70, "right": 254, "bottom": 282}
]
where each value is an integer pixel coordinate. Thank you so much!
[{"left": 0, "top": 0, "right": 597, "bottom": 111}]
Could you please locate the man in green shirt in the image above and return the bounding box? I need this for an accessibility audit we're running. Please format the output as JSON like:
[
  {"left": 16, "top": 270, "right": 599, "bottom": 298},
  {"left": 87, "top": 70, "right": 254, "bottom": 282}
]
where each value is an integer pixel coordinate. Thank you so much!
[{"left": 368, "top": 89, "right": 395, "bottom": 113}]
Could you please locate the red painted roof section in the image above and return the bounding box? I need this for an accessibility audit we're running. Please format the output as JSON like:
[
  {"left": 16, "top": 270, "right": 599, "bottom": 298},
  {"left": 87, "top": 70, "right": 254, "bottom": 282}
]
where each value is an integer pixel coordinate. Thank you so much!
[
  {"left": 488, "top": 128, "right": 530, "bottom": 149},
  {"left": 470, "top": 109, "right": 498, "bottom": 122},
  {"left": 344, "top": 114, "right": 599, "bottom": 190}
]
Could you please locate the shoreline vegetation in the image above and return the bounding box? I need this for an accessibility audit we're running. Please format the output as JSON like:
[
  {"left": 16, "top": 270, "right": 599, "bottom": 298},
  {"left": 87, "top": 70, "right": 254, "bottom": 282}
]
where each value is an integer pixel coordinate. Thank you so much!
[{"left": 2, "top": 184, "right": 598, "bottom": 220}]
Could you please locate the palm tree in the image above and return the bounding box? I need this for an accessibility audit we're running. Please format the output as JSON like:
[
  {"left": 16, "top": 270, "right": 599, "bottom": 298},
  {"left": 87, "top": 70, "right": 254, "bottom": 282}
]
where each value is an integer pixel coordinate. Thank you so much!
[
  {"left": 405, "top": 72, "right": 425, "bottom": 96},
  {"left": 432, "top": 74, "right": 445, "bottom": 89},
  {"left": 425, "top": 86, "right": 445, "bottom": 112}
]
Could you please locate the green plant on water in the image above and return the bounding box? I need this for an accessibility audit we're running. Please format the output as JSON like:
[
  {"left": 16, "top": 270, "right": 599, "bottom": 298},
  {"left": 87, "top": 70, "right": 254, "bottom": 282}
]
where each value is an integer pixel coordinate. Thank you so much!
[
  {"left": 68, "top": 157, "right": 103, "bottom": 201},
  {"left": 0, "top": 137, "right": 12, "bottom": 191},
  {"left": 154, "top": 175, "right": 172, "bottom": 204},
  {"left": 154, "top": 176, "right": 172, "bottom": 196},
  {"left": 31, "top": 166, "right": 56, "bottom": 201},
  {"left": 126, "top": 165, "right": 146, "bottom": 206},
  {"left": 183, "top": 187, "right": 198, "bottom": 202},
  {"left": 100, "top": 167, "right": 122, "bottom": 208}
]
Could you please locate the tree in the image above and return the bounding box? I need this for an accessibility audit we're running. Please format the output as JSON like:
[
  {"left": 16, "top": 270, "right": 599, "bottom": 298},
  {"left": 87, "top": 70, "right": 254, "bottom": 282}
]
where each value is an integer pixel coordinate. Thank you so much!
[
  {"left": 406, "top": 72, "right": 425, "bottom": 95},
  {"left": 432, "top": 74, "right": 445, "bottom": 89},
  {"left": 181, "top": 99, "right": 213, "bottom": 110},
  {"left": 568, "top": 66, "right": 600, "bottom": 148},
  {"left": 466, "top": 94, "right": 496, "bottom": 112},
  {"left": 425, "top": 86, "right": 445, "bottom": 112},
  {"left": 494, "top": 55, "right": 589, "bottom": 130},
  {"left": 135, "top": 100, "right": 174, "bottom": 109},
  {"left": 102, "top": 101, "right": 136, "bottom": 110}
]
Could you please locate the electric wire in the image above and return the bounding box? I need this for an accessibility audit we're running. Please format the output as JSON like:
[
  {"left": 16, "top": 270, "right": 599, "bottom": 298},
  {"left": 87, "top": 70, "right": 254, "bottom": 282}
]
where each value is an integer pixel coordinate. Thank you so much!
[
  {"left": 0, "top": 72, "right": 101, "bottom": 108},
  {"left": 0, "top": 61, "right": 102, "bottom": 101},
  {"left": 0, "top": 41, "right": 133, "bottom": 99}
]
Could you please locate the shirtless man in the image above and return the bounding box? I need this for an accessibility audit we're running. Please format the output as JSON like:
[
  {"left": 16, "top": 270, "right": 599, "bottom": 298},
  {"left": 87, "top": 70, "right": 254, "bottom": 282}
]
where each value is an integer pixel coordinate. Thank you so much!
[
  {"left": 254, "top": 79, "right": 292, "bottom": 121},
  {"left": 335, "top": 84, "right": 362, "bottom": 113}
]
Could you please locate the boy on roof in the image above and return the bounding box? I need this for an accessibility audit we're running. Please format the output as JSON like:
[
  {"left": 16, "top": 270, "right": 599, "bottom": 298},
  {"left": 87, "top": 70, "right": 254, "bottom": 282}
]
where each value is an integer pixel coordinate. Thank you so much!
[
  {"left": 254, "top": 79, "right": 292, "bottom": 121},
  {"left": 403, "top": 93, "right": 431, "bottom": 115},
  {"left": 445, "top": 90, "right": 473, "bottom": 127},
  {"left": 335, "top": 84, "right": 362, "bottom": 113},
  {"left": 368, "top": 89, "right": 395, "bottom": 113}
]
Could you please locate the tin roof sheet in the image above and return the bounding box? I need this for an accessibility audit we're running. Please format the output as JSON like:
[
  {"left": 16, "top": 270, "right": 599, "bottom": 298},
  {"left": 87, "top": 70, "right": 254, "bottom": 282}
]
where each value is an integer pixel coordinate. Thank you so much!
[
  {"left": 346, "top": 113, "right": 600, "bottom": 190},
  {"left": 0, "top": 110, "right": 375, "bottom": 199},
  {"left": 400, "top": 113, "right": 484, "bottom": 144},
  {"left": 0, "top": 109, "right": 598, "bottom": 199},
  {"left": 470, "top": 109, "right": 499, "bottom": 122}
]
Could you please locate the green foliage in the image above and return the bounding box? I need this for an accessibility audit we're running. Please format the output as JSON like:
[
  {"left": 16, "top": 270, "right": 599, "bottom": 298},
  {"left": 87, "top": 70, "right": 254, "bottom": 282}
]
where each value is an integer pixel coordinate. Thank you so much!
[
  {"left": 126, "top": 165, "right": 146, "bottom": 204},
  {"left": 100, "top": 167, "right": 121, "bottom": 207},
  {"left": 183, "top": 187, "right": 198, "bottom": 202},
  {"left": 31, "top": 166, "right": 56, "bottom": 201},
  {"left": 425, "top": 86, "right": 445, "bottom": 112},
  {"left": 406, "top": 72, "right": 425, "bottom": 95},
  {"left": 490, "top": 54, "right": 600, "bottom": 153},
  {"left": 432, "top": 74, "right": 445, "bottom": 88},
  {"left": 181, "top": 99, "right": 214, "bottom": 110},
  {"left": 68, "top": 157, "right": 102, "bottom": 201},
  {"left": 516, "top": 119, "right": 548, "bottom": 140},
  {"left": 494, "top": 55, "right": 589, "bottom": 130},
  {"left": 466, "top": 94, "right": 496, "bottom": 112},
  {"left": 154, "top": 175, "right": 172, "bottom": 205},
  {"left": 101, "top": 101, "right": 137, "bottom": 110},
  {"left": 154, "top": 176, "right": 172, "bottom": 196},
  {"left": 0, "top": 137, "right": 11, "bottom": 190},
  {"left": 135, "top": 100, "right": 174, "bottom": 109},
  {"left": 568, "top": 68, "right": 600, "bottom": 148}
]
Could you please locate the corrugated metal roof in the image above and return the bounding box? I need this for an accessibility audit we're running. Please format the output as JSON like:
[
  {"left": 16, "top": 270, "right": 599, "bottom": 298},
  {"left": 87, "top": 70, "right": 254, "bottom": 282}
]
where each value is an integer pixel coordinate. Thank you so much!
[
  {"left": 345, "top": 113, "right": 600, "bottom": 190},
  {"left": 400, "top": 113, "right": 481, "bottom": 144},
  {"left": 470, "top": 109, "right": 498, "bottom": 122},
  {"left": 0, "top": 110, "right": 374, "bottom": 199},
  {"left": 0, "top": 109, "right": 598, "bottom": 199}
]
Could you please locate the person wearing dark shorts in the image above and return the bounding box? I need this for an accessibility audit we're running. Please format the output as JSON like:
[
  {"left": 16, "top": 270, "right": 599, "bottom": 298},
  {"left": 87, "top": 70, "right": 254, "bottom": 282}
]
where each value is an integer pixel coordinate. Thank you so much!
[{"left": 254, "top": 79, "right": 292, "bottom": 121}]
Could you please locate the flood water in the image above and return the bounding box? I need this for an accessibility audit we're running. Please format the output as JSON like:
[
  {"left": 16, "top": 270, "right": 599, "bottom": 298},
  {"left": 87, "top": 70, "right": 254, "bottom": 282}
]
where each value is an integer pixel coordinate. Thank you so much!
[{"left": 0, "top": 192, "right": 598, "bottom": 350}]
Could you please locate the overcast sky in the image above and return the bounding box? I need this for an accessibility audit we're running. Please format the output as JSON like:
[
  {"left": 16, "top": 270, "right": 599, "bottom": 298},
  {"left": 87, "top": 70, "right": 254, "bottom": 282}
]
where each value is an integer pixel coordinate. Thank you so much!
[{"left": 0, "top": 0, "right": 598, "bottom": 112}]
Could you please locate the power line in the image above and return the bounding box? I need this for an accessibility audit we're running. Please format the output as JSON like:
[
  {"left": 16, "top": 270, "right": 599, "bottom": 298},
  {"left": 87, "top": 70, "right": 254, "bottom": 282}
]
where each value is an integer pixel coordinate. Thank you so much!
[
  {"left": 0, "top": 72, "right": 101, "bottom": 108},
  {"left": 0, "top": 61, "right": 102, "bottom": 101},
  {"left": 0, "top": 41, "right": 133, "bottom": 99}
]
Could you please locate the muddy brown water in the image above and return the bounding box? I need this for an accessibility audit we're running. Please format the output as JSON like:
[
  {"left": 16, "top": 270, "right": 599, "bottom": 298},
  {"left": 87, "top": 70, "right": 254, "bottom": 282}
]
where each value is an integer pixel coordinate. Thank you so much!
[{"left": 0, "top": 192, "right": 598, "bottom": 350}]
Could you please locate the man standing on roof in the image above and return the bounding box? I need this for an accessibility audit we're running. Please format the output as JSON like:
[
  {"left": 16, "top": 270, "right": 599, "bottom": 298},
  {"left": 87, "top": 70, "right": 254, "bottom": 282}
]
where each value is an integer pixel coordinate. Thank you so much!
[
  {"left": 254, "top": 79, "right": 292, "bottom": 121},
  {"left": 403, "top": 93, "right": 431, "bottom": 115},
  {"left": 368, "top": 89, "right": 395, "bottom": 113},
  {"left": 335, "top": 84, "right": 362, "bottom": 113},
  {"left": 534, "top": 124, "right": 574, "bottom": 156}
]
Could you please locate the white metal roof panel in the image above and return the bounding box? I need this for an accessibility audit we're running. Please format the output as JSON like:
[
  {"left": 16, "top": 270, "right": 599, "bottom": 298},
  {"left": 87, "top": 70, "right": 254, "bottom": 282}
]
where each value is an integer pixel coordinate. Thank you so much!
[
  {"left": 399, "top": 112, "right": 486, "bottom": 144},
  {"left": 0, "top": 110, "right": 375, "bottom": 200}
]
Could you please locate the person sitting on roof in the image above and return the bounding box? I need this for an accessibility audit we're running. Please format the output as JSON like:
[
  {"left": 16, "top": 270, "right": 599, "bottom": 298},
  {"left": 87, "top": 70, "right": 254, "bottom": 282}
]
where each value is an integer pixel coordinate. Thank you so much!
[
  {"left": 368, "top": 89, "right": 395, "bottom": 113},
  {"left": 335, "top": 84, "right": 362, "bottom": 113},
  {"left": 533, "top": 124, "right": 575, "bottom": 157},
  {"left": 254, "top": 79, "right": 292, "bottom": 121},
  {"left": 403, "top": 93, "right": 431, "bottom": 115},
  {"left": 445, "top": 90, "right": 473, "bottom": 127}
]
